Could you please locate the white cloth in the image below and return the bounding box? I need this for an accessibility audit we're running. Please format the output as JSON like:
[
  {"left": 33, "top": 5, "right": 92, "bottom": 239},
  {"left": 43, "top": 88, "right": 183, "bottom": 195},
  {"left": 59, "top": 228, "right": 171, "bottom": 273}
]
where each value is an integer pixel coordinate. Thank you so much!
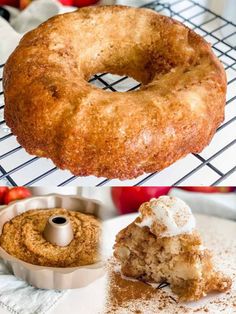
[
  {"left": 9, "top": 0, "right": 75, "bottom": 33},
  {"left": 0, "top": 17, "right": 21, "bottom": 64},
  {"left": 169, "top": 188, "right": 236, "bottom": 221},
  {"left": 0, "top": 0, "right": 76, "bottom": 64},
  {"left": 0, "top": 261, "right": 65, "bottom": 314},
  {"left": 0, "top": 0, "right": 115, "bottom": 64}
]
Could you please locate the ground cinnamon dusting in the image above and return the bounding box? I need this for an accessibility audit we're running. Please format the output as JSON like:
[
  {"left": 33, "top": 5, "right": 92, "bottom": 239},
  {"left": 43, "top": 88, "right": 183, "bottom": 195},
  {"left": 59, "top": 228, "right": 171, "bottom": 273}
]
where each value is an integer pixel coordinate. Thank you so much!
[
  {"left": 104, "top": 259, "right": 178, "bottom": 313},
  {"left": 107, "top": 271, "right": 156, "bottom": 308},
  {"left": 103, "top": 215, "right": 236, "bottom": 313}
]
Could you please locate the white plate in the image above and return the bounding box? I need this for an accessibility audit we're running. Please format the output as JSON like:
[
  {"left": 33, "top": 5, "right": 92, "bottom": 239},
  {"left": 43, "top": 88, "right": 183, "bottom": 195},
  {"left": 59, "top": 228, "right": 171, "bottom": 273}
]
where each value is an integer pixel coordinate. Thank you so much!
[{"left": 100, "top": 213, "right": 236, "bottom": 314}]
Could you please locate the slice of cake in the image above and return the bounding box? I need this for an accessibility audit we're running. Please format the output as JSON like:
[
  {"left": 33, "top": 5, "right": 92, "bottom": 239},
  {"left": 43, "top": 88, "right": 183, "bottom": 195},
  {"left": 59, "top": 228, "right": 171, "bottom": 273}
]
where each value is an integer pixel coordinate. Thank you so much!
[{"left": 113, "top": 196, "right": 231, "bottom": 301}]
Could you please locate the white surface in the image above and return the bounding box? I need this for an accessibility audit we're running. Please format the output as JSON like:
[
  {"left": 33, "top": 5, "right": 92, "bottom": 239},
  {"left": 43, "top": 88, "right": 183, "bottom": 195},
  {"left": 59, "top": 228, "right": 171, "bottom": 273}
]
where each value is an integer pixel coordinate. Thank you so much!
[{"left": 101, "top": 213, "right": 236, "bottom": 313}]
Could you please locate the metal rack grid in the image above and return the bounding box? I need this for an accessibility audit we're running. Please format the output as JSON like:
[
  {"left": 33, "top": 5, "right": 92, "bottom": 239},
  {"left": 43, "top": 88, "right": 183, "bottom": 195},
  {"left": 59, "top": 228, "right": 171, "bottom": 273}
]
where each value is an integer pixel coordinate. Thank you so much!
[{"left": 0, "top": 0, "right": 236, "bottom": 186}]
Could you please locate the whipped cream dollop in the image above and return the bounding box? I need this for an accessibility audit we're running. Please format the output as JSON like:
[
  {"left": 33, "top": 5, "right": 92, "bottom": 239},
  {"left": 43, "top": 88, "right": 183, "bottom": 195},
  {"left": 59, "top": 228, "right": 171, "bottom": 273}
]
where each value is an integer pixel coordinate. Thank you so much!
[{"left": 135, "top": 196, "right": 196, "bottom": 238}]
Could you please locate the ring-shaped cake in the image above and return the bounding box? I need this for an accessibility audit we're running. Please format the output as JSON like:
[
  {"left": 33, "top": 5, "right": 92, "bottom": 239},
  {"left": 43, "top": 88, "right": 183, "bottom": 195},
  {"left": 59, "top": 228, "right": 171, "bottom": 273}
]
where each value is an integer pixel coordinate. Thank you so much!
[{"left": 3, "top": 6, "right": 226, "bottom": 179}]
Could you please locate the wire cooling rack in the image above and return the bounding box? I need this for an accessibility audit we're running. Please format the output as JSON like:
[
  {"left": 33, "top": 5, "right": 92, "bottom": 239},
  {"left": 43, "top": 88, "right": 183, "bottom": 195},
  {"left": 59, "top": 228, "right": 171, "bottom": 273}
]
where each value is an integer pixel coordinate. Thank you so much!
[{"left": 0, "top": 0, "right": 236, "bottom": 186}]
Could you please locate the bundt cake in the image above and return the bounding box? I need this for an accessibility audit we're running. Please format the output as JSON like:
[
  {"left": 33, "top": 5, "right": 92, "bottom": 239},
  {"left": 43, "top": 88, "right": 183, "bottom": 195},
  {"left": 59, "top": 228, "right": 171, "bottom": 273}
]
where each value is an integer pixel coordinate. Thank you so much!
[{"left": 3, "top": 6, "right": 226, "bottom": 179}]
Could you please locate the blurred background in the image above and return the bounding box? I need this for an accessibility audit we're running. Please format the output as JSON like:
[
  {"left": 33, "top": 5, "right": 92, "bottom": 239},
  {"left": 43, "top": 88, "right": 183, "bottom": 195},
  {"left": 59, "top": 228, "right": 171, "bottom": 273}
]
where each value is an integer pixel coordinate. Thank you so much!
[{"left": 1, "top": 186, "right": 236, "bottom": 220}]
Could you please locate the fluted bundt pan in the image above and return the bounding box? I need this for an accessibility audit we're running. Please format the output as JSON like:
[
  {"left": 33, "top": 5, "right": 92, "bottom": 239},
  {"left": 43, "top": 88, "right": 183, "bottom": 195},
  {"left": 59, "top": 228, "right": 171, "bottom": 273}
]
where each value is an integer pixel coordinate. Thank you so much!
[{"left": 0, "top": 194, "right": 105, "bottom": 289}]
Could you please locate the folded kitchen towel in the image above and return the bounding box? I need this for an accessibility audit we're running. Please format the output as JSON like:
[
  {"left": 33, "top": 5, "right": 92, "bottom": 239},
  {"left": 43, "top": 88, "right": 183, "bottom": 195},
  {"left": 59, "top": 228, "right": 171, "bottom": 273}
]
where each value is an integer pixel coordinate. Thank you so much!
[{"left": 0, "top": 260, "right": 66, "bottom": 314}]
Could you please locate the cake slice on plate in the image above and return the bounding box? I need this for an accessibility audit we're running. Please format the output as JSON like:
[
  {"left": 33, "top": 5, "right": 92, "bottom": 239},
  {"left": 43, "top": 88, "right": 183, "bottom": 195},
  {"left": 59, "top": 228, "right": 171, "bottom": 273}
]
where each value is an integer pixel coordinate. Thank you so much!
[{"left": 114, "top": 196, "right": 231, "bottom": 301}]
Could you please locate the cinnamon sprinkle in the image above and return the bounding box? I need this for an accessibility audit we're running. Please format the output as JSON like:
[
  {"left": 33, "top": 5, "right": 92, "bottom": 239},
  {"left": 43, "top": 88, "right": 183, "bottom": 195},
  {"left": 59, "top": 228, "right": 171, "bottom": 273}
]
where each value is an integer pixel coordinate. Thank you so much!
[{"left": 103, "top": 215, "right": 236, "bottom": 313}]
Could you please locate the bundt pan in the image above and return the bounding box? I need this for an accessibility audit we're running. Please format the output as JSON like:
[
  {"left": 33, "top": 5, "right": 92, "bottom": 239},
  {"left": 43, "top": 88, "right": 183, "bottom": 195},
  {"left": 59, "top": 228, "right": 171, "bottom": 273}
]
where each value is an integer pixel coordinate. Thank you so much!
[{"left": 0, "top": 194, "right": 105, "bottom": 290}]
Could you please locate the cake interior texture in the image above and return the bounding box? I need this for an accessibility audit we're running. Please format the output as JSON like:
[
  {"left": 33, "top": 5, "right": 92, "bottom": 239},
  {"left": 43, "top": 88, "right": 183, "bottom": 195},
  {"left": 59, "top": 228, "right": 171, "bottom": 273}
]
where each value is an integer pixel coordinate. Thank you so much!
[{"left": 114, "top": 216, "right": 231, "bottom": 301}]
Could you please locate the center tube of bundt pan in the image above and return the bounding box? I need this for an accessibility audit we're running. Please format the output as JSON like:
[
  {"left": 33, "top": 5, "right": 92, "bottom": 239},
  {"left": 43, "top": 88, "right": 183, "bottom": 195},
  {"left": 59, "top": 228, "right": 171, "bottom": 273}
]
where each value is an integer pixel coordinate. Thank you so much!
[{"left": 43, "top": 215, "right": 74, "bottom": 247}]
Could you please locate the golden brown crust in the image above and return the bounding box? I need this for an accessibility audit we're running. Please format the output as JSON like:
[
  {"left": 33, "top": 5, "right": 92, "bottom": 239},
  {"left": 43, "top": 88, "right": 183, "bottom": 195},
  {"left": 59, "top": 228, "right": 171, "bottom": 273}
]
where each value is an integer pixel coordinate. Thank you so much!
[
  {"left": 0, "top": 208, "right": 101, "bottom": 267},
  {"left": 3, "top": 6, "right": 227, "bottom": 179}
]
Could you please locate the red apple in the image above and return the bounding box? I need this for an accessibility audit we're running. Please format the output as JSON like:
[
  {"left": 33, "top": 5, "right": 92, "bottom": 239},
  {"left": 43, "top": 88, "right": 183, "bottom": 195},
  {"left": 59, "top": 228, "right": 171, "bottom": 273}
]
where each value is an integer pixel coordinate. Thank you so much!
[
  {"left": 111, "top": 187, "right": 171, "bottom": 215},
  {"left": 3, "top": 187, "right": 31, "bottom": 205},
  {"left": 19, "top": 0, "right": 32, "bottom": 9},
  {"left": 58, "top": 0, "right": 74, "bottom": 6},
  {"left": 73, "top": 0, "right": 99, "bottom": 7},
  {"left": 0, "top": 0, "right": 19, "bottom": 7},
  {"left": 0, "top": 186, "right": 9, "bottom": 205},
  {"left": 179, "top": 187, "right": 235, "bottom": 193}
]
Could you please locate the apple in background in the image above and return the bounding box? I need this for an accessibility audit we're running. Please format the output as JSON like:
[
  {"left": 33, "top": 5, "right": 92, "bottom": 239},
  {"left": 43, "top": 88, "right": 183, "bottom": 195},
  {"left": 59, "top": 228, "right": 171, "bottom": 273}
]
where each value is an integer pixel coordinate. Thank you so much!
[
  {"left": 0, "top": 0, "right": 19, "bottom": 7},
  {"left": 73, "top": 0, "right": 99, "bottom": 6},
  {"left": 179, "top": 187, "right": 235, "bottom": 193},
  {"left": 3, "top": 187, "right": 31, "bottom": 205},
  {"left": 58, "top": 0, "right": 74, "bottom": 5},
  {"left": 112, "top": 187, "right": 171, "bottom": 215},
  {"left": 19, "top": 0, "right": 32, "bottom": 9},
  {"left": 0, "top": 0, "right": 98, "bottom": 10},
  {"left": 0, "top": 187, "right": 9, "bottom": 205},
  {"left": 0, "top": 0, "right": 33, "bottom": 10}
]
